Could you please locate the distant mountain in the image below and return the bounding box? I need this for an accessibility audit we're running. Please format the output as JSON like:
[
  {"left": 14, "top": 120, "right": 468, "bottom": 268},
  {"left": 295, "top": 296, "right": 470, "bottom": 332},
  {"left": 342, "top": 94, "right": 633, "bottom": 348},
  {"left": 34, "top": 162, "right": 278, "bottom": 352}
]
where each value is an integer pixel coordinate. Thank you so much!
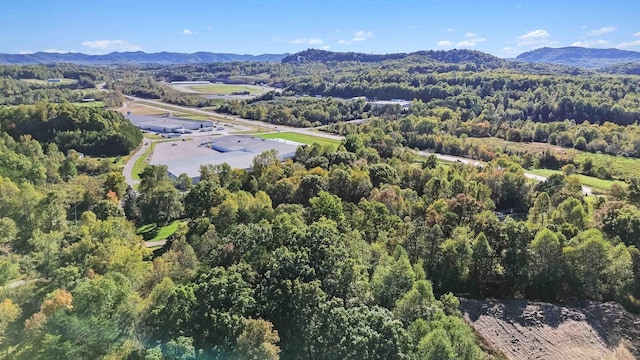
[
  {"left": 0, "top": 51, "right": 287, "bottom": 65},
  {"left": 516, "top": 47, "right": 640, "bottom": 68},
  {"left": 282, "top": 49, "right": 507, "bottom": 68}
]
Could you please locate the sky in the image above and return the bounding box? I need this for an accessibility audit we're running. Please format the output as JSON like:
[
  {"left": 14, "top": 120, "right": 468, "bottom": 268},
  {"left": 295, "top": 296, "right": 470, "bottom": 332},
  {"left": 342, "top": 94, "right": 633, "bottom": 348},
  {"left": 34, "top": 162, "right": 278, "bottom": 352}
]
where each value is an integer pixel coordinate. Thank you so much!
[{"left": 2, "top": 0, "right": 640, "bottom": 58}]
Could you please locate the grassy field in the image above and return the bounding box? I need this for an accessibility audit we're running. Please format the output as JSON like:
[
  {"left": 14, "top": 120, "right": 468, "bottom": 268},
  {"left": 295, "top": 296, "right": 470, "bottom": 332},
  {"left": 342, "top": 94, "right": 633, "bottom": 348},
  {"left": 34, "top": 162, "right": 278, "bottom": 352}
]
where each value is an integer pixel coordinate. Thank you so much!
[
  {"left": 22, "top": 78, "right": 78, "bottom": 86},
  {"left": 525, "top": 168, "right": 624, "bottom": 192},
  {"left": 72, "top": 101, "right": 105, "bottom": 108},
  {"left": 257, "top": 132, "right": 341, "bottom": 149},
  {"left": 466, "top": 137, "right": 640, "bottom": 180},
  {"left": 187, "top": 84, "right": 266, "bottom": 94},
  {"left": 137, "top": 220, "right": 182, "bottom": 241}
]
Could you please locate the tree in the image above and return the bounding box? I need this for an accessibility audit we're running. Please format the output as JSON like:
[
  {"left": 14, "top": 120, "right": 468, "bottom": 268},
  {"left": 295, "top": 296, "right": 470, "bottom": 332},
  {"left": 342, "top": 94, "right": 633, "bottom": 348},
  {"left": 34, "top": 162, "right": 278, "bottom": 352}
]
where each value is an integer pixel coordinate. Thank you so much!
[
  {"left": 308, "top": 191, "right": 344, "bottom": 223},
  {"left": 139, "top": 184, "right": 184, "bottom": 225},
  {"left": 104, "top": 171, "right": 127, "bottom": 198},
  {"left": 184, "top": 180, "right": 225, "bottom": 218},
  {"left": 0, "top": 298, "right": 20, "bottom": 344},
  {"left": 233, "top": 319, "right": 281, "bottom": 360},
  {"left": 93, "top": 200, "right": 125, "bottom": 220},
  {"left": 470, "top": 232, "right": 495, "bottom": 296},
  {"left": 393, "top": 280, "right": 437, "bottom": 325},
  {"left": 527, "top": 229, "right": 563, "bottom": 300},
  {"left": 371, "top": 247, "right": 416, "bottom": 309},
  {"left": 307, "top": 303, "right": 410, "bottom": 360}
]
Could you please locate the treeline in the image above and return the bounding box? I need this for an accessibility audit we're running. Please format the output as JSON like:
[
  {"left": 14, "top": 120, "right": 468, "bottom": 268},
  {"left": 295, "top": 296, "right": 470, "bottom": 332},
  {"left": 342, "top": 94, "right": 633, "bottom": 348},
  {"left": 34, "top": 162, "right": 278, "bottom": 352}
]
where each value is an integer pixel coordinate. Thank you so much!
[
  {"left": 0, "top": 102, "right": 142, "bottom": 156},
  {"left": 218, "top": 94, "right": 371, "bottom": 127}
]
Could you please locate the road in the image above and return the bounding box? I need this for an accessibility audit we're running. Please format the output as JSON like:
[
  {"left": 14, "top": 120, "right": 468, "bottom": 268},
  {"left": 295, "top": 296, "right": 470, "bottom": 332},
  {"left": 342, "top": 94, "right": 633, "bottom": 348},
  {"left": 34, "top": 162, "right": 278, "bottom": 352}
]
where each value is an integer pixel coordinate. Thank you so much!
[
  {"left": 417, "top": 150, "right": 593, "bottom": 195},
  {"left": 123, "top": 140, "right": 151, "bottom": 187},
  {"left": 121, "top": 97, "right": 592, "bottom": 195}
]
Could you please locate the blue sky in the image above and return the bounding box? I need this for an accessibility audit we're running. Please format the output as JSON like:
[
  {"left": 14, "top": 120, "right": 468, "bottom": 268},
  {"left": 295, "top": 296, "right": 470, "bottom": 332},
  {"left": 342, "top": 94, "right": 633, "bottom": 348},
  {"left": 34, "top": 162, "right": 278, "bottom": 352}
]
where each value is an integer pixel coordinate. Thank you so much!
[{"left": 2, "top": 0, "right": 639, "bottom": 57}]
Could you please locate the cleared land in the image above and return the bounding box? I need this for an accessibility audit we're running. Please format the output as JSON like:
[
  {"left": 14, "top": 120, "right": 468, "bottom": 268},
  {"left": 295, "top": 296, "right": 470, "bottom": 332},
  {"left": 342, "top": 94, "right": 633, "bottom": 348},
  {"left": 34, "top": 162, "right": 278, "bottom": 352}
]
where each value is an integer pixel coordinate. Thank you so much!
[
  {"left": 466, "top": 137, "right": 640, "bottom": 180},
  {"left": 525, "top": 168, "right": 624, "bottom": 192},
  {"left": 72, "top": 101, "right": 105, "bottom": 108},
  {"left": 21, "top": 78, "right": 78, "bottom": 85},
  {"left": 137, "top": 220, "right": 182, "bottom": 242},
  {"left": 186, "top": 84, "right": 267, "bottom": 94},
  {"left": 257, "top": 132, "right": 340, "bottom": 149},
  {"left": 460, "top": 298, "right": 640, "bottom": 360}
]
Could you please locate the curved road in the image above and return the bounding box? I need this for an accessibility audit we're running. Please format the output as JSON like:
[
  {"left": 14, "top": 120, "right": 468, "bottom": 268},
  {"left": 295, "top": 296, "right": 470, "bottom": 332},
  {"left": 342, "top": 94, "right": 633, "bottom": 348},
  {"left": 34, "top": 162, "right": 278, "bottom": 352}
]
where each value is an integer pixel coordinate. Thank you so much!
[{"left": 121, "top": 97, "right": 592, "bottom": 195}]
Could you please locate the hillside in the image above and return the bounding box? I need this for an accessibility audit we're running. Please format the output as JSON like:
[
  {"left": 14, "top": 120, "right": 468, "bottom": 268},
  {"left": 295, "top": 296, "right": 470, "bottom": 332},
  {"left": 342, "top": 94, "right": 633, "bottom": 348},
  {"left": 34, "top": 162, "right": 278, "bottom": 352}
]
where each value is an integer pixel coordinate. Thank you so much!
[
  {"left": 516, "top": 47, "right": 640, "bottom": 68},
  {"left": 460, "top": 298, "right": 640, "bottom": 360},
  {"left": 0, "top": 51, "right": 287, "bottom": 65},
  {"left": 282, "top": 48, "right": 507, "bottom": 68}
]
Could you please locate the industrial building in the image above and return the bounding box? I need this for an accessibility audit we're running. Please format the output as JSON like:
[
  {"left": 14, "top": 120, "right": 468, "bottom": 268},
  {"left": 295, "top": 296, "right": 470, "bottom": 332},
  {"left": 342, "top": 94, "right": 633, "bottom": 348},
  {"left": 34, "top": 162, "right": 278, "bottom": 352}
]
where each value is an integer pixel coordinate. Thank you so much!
[
  {"left": 149, "top": 135, "right": 299, "bottom": 182},
  {"left": 127, "top": 115, "right": 213, "bottom": 134}
]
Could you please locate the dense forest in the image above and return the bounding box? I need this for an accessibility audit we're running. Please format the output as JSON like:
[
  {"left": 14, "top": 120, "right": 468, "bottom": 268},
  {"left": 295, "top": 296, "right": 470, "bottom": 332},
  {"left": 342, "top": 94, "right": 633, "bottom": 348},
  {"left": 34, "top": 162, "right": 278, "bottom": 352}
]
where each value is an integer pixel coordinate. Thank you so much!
[
  {"left": 1, "top": 53, "right": 640, "bottom": 359},
  {"left": 0, "top": 103, "right": 142, "bottom": 156}
]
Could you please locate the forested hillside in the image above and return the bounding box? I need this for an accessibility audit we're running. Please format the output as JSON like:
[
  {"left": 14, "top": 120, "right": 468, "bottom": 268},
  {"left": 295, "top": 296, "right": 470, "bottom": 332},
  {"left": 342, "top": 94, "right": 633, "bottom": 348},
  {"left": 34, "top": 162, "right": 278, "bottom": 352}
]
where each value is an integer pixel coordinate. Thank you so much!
[
  {"left": 0, "top": 103, "right": 142, "bottom": 156},
  {"left": 1, "top": 55, "right": 640, "bottom": 359}
]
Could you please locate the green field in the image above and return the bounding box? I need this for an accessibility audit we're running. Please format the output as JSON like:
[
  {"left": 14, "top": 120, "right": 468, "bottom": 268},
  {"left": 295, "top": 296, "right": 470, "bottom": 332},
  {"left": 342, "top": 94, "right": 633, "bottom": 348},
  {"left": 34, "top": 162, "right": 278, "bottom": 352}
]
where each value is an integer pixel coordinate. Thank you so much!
[
  {"left": 466, "top": 137, "right": 640, "bottom": 180},
  {"left": 72, "top": 101, "right": 105, "bottom": 108},
  {"left": 525, "top": 168, "right": 624, "bottom": 192},
  {"left": 187, "top": 84, "right": 266, "bottom": 95},
  {"left": 257, "top": 132, "right": 341, "bottom": 149},
  {"left": 22, "top": 78, "right": 78, "bottom": 86},
  {"left": 137, "top": 220, "right": 182, "bottom": 242}
]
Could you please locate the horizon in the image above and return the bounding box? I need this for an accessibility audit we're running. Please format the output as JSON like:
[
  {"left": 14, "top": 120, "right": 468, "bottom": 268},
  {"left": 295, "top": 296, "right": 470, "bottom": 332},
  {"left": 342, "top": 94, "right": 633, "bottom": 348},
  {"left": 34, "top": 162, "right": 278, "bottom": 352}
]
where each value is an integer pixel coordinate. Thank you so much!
[
  {"left": 5, "top": 45, "right": 640, "bottom": 60},
  {"left": 2, "top": 0, "right": 639, "bottom": 57}
]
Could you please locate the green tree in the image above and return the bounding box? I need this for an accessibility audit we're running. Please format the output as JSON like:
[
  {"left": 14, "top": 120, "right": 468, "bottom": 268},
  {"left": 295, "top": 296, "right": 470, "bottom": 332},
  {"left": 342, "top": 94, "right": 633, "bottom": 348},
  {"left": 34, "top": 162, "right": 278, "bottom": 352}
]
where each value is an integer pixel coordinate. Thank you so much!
[
  {"left": 233, "top": 319, "right": 281, "bottom": 360},
  {"left": 528, "top": 229, "right": 564, "bottom": 300}
]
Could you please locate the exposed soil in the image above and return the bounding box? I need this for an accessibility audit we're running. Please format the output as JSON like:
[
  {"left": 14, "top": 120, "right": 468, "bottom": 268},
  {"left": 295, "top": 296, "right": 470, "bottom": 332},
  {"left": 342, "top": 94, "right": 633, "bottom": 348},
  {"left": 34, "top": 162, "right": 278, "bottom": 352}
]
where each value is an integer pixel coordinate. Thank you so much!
[{"left": 460, "top": 298, "right": 640, "bottom": 360}]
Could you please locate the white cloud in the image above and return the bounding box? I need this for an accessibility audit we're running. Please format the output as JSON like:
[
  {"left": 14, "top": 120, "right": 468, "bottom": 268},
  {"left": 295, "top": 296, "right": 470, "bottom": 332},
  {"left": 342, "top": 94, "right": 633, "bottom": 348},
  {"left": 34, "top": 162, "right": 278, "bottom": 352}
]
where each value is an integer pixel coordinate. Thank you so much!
[
  {"left": 81, "top": 40, "right": 142, "bottom": 52},
  {"left": 321, "top": 45, "right": 331, "bottom": 50},
  {"left": 516, "top": 29, "right": 551, "bottom": 47},
  {"left": 338, "top": 30, "right": 374, "bottom": 45},
  {"left": 453, "top": 32, "right": 486, "bottom": 48},
  {"left": 437, "top": 40, "right": 453, "bottom": 47},
  {"left": 206, "top": 26, "right": 212, "bottom": 30},
  {"left": 354, "top": 30, "right": 374, "bottom": 38},
  {"left": 43, "top": 49, "right": 73, "bottom": 53},
  {"left": 571, "top": 39, "right": 610, "bottom": 47},
  {"left": 18, "top": 50, "right": 31, "bottom": 54},
  {"left": 351, "top": 30, "right": 374, "bottom": 42},
  {"left": 634, "top": 32, "right": 640, "bottom": 37},
  {"left": 447, "top": 28, "right": 454, "bottom": 32},
  {"left": 456, "top": 40, "right": 478, "bottom": 48},
  {"left": 587, "top": 26, "right": 617, "bottom": 36},
  {"left": 617, "top": 39, "right": 640, "bottom": 49},
  {"left": 182, "top": 29, "right": 196, "bottom": 35},
  {"left": 291, "top": 38, "right": 324, "bottom": 45}
]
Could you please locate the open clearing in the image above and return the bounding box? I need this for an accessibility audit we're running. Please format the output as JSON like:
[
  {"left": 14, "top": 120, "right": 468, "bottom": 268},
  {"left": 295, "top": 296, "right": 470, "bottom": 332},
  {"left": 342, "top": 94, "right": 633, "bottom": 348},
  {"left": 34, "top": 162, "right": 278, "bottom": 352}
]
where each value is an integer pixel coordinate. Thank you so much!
[
  {"left": 21, "top": 78, "right": 78, "bottom": 86},
  {"left": 257, "top": 132, "right": 340, "bottom": 149},
  {"left": 466, "top": 137, "right": 640, "bottom": 180},
  {"left": 525, "top": 168, "right": 624, "bottom": 192},
  {"left": 72, "top": 101, "right": 105, "bottom": 108},
  {"left": 460, "top": 298, "right": 640, "bottom": 360},
  {"left": 187, "top": 84, "right": 264, "bottom": 94}
]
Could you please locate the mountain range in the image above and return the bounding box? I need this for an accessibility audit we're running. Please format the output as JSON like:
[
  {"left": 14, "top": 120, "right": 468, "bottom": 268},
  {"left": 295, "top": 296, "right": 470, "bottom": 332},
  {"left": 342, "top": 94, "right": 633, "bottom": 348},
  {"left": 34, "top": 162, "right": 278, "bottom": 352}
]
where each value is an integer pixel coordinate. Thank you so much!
[
  {"left": 0, "top": 47, "right": 639, "bottom": 70},
  {"left": 0, "top": 51, "right": 287, "bottom": 65},
  {"left": 516, "top": 47, "right": 640, "bottom": 68}
]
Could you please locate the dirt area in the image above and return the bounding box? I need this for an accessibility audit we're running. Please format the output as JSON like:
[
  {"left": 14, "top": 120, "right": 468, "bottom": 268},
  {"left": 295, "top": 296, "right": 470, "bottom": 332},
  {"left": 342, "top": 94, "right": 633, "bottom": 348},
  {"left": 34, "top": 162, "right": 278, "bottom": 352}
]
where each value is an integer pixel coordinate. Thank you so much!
[
  {"left": 118, "top": 103, "right": 166, "bottom": 116},
  {"left": 460, "top": 298, "right": 640, "bottom": 360}
]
